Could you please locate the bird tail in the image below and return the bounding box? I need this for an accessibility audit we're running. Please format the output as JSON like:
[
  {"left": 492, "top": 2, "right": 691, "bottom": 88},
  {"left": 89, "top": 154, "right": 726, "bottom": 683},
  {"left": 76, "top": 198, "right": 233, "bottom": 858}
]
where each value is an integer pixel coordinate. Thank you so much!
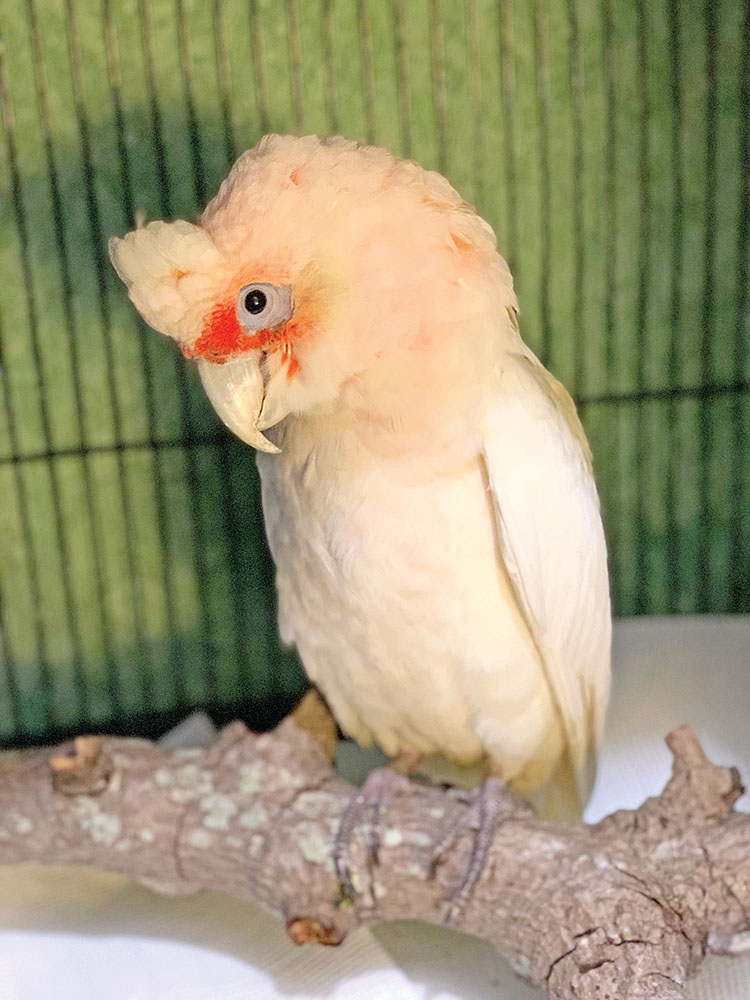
[{"left": 528, "top": 746, "right": 596, "bottom": 822}]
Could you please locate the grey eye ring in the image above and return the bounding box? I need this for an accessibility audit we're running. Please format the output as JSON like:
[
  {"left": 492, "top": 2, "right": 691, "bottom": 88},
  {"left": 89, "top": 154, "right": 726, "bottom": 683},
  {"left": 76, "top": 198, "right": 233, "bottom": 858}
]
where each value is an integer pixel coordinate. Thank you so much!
[{"left": 236, "top": 282, "right": 293, "bottom": 331}]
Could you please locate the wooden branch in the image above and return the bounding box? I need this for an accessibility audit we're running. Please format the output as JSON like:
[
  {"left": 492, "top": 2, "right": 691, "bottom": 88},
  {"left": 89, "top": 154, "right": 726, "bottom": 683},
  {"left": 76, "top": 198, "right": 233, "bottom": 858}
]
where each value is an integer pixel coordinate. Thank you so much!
[{"left": 0, "top": 697, "right": 748, "bottom": 1000}]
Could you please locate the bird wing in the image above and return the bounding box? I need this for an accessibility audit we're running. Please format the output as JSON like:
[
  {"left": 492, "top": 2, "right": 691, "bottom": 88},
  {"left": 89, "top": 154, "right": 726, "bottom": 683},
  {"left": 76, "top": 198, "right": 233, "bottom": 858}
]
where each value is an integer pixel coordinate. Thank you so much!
[{"left": 481, "top": 338, "right": 611, "bottom": 803}]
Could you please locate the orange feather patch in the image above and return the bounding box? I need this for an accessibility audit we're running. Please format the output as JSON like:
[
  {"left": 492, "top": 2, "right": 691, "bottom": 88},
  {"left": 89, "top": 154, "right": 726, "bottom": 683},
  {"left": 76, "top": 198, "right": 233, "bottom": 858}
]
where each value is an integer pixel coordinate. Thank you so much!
[
  {"left": 184, "top": 301, "right": 257, "bottom": 362},
  {"left": 280, "top": 341, "right": 301, "bottom": 381},
  {"left": 285, "top": 355, "right": 301, "bottom": 380},
  {"left": 184, "top": 299, "right": 307, "bottom": 378}
]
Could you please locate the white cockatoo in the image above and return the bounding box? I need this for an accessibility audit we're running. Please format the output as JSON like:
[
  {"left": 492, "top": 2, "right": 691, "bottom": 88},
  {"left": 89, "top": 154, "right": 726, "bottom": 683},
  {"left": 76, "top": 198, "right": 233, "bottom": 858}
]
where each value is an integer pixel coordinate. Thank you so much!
[{"left": 110, "top": 134, "right": 611, "bottom": 903}]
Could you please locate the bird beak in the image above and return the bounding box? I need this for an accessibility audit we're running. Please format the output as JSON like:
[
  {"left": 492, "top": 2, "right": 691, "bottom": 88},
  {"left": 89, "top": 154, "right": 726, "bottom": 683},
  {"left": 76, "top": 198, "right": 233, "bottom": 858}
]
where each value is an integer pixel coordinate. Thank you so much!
[
  {"left": 257, "top": 364, "right": 294, "bottom": 431},
  {"left": 197, "top": 354, "right": 281, "bottom": 454}
]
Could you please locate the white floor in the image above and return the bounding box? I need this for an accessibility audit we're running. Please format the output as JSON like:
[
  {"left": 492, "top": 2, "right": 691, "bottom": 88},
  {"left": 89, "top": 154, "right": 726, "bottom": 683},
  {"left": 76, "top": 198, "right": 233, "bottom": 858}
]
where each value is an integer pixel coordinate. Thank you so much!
[{"left": 0, "top": 615, "right": 748, "bottom": 999}]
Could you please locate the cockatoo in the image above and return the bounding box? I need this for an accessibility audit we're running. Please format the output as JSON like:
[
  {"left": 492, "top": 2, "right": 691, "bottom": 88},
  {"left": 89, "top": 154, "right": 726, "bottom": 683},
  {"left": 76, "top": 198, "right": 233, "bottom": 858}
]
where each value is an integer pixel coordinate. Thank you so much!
[{"left": 110, "top": 134, "right": 611, "bottom": 907}]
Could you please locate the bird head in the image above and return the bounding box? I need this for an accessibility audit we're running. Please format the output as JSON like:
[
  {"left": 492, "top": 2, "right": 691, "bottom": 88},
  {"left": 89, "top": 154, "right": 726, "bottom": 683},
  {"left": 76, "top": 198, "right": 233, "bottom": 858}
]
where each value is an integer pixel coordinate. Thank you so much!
[{"left": 109, "top": 135, "right": 516, "bottom": 452}]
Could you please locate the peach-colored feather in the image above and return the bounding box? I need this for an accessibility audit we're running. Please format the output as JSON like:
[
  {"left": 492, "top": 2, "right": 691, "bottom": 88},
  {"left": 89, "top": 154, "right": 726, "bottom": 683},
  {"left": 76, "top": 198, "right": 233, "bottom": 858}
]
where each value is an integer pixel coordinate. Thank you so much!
[{"left": 109, "top": 135, "right": 611, "bottom": 817}]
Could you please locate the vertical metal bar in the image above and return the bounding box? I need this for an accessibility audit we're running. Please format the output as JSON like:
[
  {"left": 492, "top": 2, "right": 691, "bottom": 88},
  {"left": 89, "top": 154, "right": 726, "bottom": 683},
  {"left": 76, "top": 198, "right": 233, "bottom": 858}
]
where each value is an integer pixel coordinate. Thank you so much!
[
  {"left": 730, "top": 0, "right": 750, "bottom": 613},
  {"left": 633, "top": 0, "right": 651, "bottom": 615},
  {"left": 103, "top": 0, "right": 179, "bottom": 706},
  {"left": 357, "top": 0, "right": 376, "bottom": 144},
  {"left": 534, "top": 0, "right": 552, "bottom": 367},
  {"left": 601, "top": 0, "right": 617, "bottom": 381},
  {"left": 665, "top": 0, "right": 683, "bottom": 613},
  {"left": 321, "top": 0, "right": 340, "bottom": 134},
  {"left": 175, "top": 0, "right": 207, "bottom": 205},
  {"left": 0, "top": 42, "right": 86, "bottom": 724},
  {"left": 65, "top": 0, "right": 160, "bottom": 715},
  {"left": 248, "top": 0, "right": 270, "bottom": 135},
  {"left": 464, "top": 0, "right": 484, "bottom": 209},
  {"left": 696, "top": 0, "right": 718, "bottom": 612},
  {"left": 285, "top": 0, "right": 305, "bottom": 132},
  {"left": 27, "top": 0, "right": 124, "bottom": 706},
  {"left": 108, "top": 1, "right": 185, "bottom": 704},
  {"left": 427, "top": 0, "right": 448, "bottom": 175},
  {"left": 567, "top": 0, "right": 585, "bottom": 400},
  {"left": 220, "top": 440, "right": 269, "bottom": 701},
  {"left": 391, "top": 0, "right": 412, "bottom": 157},
  {"left": 212, "top": 0, "right": 237, "bottom": 166},
  {"left": 0, "top": 310, "right": 47, "bottom": 736},
  {"left": 136, "top": 0, "right": 173, "bottom": 215},
  {"left": 498, "top": 0, "right": 518, "bottom": 279},
  {"left": 0, "top": 585, "right": 22, "bottom": 738},
  {"left": 215, "top": 450, "right": 257, "bottom": 703},
  {"left": 600, "top": 0, "right": 619, "bottom": 611}
]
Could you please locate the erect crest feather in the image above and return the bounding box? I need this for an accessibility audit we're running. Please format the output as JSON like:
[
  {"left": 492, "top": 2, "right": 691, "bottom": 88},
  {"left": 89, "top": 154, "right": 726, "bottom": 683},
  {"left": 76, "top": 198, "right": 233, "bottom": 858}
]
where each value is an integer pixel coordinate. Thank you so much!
[{"left": 108, "top": 220, "right": 223, "bottom": 344}]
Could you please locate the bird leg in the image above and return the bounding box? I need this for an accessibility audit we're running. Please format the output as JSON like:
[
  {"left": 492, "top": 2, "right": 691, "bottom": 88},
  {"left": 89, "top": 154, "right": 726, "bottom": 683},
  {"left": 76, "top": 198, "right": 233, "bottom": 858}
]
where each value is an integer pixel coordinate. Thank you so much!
[
  {"left": 333, "top": 750, "right": 421, "bottom": 902},
  {"left": 430, "top": 773, "right": 519, "bottom": 926}
]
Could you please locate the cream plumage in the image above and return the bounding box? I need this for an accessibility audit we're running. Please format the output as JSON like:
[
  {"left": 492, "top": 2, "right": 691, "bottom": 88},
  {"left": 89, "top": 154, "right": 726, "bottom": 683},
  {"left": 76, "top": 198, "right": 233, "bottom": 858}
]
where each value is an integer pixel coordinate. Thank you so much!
[{"left": 110, "top": 134, "right": 611, "bottom": 816}]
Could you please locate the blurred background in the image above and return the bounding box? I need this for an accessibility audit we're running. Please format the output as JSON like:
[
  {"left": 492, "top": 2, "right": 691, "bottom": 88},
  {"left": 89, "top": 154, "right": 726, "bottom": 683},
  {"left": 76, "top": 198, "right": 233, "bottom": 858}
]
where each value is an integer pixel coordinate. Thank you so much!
[{"left": 0, "top": 0, "right": 747, "bottom": 748}]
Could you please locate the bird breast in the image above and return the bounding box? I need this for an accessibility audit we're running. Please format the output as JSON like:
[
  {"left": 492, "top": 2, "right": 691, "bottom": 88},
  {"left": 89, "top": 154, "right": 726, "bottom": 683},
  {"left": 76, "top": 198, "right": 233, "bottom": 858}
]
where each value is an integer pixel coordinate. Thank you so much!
[{"left": 256, "top": 410, "right": 563, "bottom": 789}]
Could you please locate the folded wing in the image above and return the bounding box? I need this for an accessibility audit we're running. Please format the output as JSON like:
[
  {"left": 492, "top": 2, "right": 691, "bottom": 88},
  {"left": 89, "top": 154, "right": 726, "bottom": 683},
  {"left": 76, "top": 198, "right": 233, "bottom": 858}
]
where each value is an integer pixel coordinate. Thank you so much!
[{"left": 481, "top": 344, "right": 611, "bottom": 804}]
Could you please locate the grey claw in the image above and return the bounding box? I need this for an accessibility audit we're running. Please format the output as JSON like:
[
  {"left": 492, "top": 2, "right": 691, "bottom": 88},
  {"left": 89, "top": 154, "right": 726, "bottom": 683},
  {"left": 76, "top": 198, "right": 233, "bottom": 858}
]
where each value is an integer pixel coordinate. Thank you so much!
[
  {"left": 430, "top": 776, "right": 512, "bottom": 925},
  {"left": 333, "top": 767, "right": 410, "bottom": 903}
]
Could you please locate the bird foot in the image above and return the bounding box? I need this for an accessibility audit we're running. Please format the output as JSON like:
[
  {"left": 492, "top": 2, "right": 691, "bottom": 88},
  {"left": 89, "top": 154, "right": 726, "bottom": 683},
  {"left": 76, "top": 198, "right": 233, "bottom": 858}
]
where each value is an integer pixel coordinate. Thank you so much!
[
  {"left": 333, "top": 766, "right": 411, "bottom": 903},
  {"left": 430, "top": 775, "right": 513, "bottom": 926}
]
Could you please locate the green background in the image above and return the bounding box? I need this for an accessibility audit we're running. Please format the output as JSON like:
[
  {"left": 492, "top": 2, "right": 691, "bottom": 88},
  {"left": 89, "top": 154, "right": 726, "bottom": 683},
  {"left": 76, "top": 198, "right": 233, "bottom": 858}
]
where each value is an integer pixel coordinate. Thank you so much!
[{"left": 1, "top": 0, "right": 748, "bottom": 745}]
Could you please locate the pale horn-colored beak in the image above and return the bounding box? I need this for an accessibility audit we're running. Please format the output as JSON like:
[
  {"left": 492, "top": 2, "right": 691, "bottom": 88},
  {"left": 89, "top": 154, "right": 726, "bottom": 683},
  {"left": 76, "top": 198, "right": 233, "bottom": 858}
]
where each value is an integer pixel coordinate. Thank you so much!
[
  {"left": 257, "top": 364, "right": 295, "bottom": 431},
  {"left": 197, "top": 355, "right": 281, "bottom": 454}
]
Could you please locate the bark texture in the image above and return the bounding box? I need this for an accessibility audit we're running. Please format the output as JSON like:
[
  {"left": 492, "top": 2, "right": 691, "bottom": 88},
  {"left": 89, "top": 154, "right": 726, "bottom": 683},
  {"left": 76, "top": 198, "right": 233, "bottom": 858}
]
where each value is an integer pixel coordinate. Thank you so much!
[{"left": 0, "top": 696, "right": 748, "bottom": 1000}]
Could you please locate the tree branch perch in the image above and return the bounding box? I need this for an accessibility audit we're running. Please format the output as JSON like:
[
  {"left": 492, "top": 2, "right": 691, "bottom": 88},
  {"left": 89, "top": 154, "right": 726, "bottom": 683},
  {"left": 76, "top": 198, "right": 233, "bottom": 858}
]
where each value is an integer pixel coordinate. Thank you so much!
[{"left": 0, "top": 698, "right": 748, "bottom": 1000}]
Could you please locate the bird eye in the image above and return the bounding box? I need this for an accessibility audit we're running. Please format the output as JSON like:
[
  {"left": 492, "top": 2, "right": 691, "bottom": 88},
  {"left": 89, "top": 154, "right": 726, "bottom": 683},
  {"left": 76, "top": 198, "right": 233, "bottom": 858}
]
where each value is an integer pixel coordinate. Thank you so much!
[
  {"left": 236, "top": 283, "right": 293, "bottom": 331},
  {"left": 244, "top": 288, "right": 267, "bottom": 314}
]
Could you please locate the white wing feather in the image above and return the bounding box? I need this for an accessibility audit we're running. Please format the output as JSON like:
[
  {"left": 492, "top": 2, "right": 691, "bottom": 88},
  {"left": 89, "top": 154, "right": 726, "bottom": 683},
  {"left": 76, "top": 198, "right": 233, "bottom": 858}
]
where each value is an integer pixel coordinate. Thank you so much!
[{"left": 482, "top": 346, "right": 611, "bottom": 801}]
